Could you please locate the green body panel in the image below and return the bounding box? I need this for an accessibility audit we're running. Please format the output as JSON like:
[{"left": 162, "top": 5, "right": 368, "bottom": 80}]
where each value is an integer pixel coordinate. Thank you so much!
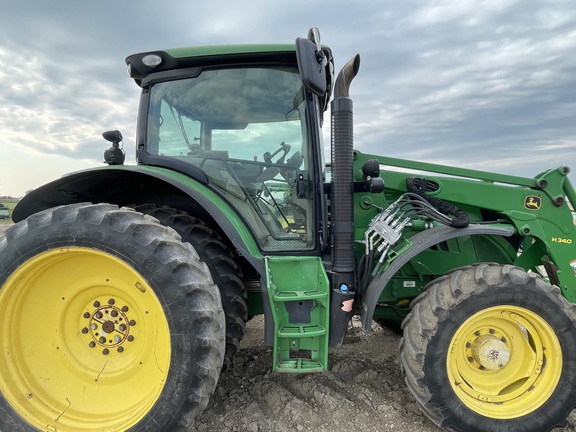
[
  {"left": 128, "top": 165, "right": 264, "bottom": 259},
  {"left": 265, "top": 256, "right": 329, "bottom": 372},
  {"left": 369, "top": 233, "right": 518, "bottom": 321},
  {"left": 352, "top": 150, "right": 576, "bottom": 312}
]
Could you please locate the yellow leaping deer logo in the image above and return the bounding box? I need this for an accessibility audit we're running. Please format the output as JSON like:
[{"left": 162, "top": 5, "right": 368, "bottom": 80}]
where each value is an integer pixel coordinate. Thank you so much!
[{"left": 524, "top": 196, "right": 542, "bottom": 210}]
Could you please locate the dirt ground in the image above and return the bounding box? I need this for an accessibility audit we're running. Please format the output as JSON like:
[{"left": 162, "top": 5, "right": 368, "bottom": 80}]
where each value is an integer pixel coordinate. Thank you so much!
[
  {"left": 196, "top": 316, "right": 576, "bottom": 432},
  {"left": 1, "top": 223, "right": 575, "bottom": 432},
  {"left": 195, "top": 315, "right": 443, "bottom": 432}
]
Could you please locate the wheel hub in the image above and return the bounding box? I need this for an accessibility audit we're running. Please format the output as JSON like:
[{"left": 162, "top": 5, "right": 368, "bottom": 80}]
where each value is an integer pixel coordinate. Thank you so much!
[
  {"left": 82, "top": 299, "right": 136, "bottom": 355},
  {"left": 471, "top": 334, "right": 510, "bottom": 370}
]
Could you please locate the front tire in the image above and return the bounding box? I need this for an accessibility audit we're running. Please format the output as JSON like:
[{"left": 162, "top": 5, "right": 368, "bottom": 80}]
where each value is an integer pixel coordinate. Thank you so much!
[
  {"left": 401, "top": 263, "right": 576, "bottom": 432},
  {"left": 0, "top": 203, "right": 225, "bottom": 431}
]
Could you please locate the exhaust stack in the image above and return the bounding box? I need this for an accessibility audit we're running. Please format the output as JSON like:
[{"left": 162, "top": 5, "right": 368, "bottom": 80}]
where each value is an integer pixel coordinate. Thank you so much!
[{"left": 329, "top": 54, "right": 360, "bottom": 347}]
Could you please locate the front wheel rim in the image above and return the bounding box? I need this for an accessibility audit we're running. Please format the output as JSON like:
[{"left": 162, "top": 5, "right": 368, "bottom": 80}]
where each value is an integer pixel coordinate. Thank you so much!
[
  {"left": 447, "top": 305, "right": 562, "bottom": 419},
  {"left": 0, "top": 247, "right": 171, "bottom": 431}
]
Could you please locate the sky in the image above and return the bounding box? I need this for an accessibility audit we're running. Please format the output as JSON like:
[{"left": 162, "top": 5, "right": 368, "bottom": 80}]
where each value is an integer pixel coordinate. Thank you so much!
[{"left": 0, "top": 0, "right": 575, "bottom": 197}]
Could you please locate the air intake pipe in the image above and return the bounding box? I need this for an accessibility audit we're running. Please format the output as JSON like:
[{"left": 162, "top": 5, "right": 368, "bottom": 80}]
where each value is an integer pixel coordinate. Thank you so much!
[{"left": 329, "top": 54, "right": 360, "bottom": 347}]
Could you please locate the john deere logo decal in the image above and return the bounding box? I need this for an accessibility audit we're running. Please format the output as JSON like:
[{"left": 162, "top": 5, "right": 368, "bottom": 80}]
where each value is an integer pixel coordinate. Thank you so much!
[{"left": 524, "top": 196, "right": 541, "bottom": 210}]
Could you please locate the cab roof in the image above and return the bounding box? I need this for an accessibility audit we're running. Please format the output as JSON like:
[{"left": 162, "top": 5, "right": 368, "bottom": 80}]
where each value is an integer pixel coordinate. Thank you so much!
[{"left": 126, "top": 44, "right": 298, "bottom": 86}]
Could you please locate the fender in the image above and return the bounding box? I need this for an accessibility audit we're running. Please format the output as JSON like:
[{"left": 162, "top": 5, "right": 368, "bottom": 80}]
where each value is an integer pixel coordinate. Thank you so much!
[
  {"left": 360, "top": 224, "right": 515, "bottom": 332},
  {"left": 13, "top": 165, "right": 264, "bottom": 271}
]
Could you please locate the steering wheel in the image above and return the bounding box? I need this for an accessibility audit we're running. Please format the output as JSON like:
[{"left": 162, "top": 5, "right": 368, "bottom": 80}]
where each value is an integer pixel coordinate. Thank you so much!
[
  {"left": 257, "top": 150, "right": 304, "bottom": 182},
  {"left": 187, "top": 144, "right": 204, "bottom": 156},
  {"left": 264, "top": 142, "right": 291, "bottom": 164},
  {"left": 257, "top": 142, "right": 292, "bottom": 181}
]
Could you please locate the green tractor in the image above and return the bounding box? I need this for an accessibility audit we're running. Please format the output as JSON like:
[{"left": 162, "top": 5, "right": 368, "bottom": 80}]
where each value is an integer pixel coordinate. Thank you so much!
[{"left": 2, "top": 28, "right": 576, "bottom": 432}]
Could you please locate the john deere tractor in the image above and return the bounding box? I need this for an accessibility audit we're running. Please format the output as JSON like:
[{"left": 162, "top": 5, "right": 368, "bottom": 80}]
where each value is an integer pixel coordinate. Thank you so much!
[{"left": 2, "top": 28, "right": 576, "bottom": 432}]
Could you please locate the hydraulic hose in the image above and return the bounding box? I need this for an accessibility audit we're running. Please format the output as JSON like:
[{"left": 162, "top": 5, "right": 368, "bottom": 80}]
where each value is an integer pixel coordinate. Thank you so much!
[{"left": 406, "top": 178, "right": 470, "bottom": 228}]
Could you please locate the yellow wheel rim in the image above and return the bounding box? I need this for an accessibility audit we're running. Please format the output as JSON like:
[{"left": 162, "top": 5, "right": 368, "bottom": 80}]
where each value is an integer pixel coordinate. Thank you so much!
[
  {"left": 447, "top": 305, "right": 561, "bottom": 419},
  {"left": 0, "top": 247, "right": 171, "bottom": 431}
]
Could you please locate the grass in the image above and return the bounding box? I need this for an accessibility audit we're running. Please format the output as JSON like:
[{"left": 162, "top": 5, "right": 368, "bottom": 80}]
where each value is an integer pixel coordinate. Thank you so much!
[{"left": 0, "top": 198, "right": 18, "bottom": 224}]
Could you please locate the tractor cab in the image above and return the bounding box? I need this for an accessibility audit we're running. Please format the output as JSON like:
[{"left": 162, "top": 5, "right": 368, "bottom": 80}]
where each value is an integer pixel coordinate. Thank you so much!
[{"left": 125, "top": 46, "right": 331, "bottom": 252}]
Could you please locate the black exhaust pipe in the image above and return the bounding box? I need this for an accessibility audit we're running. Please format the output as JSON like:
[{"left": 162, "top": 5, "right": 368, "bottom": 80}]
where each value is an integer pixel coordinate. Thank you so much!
[{"left": 329, "top": 54, "right": 360, "bottom": 347}]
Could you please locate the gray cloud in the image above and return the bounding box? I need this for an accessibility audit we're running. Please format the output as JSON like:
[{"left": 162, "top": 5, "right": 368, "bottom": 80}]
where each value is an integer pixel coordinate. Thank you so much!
[{"left": 0, "top": 0, "right": 575, "bottom": 196}]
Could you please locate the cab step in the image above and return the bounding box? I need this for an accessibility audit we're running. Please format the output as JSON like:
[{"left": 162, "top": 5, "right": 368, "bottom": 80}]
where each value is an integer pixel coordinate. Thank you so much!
[{"left": 265, "top": 256, "right": 330, "bottom": 373}]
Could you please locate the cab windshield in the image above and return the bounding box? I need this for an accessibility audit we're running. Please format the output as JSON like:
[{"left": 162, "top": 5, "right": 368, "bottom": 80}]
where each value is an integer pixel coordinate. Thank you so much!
[{"left": 146, "top": 66, "right": 315, "bottom": 251}]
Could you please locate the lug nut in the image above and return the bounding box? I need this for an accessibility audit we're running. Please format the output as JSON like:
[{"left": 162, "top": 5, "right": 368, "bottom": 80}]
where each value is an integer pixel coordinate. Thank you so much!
[
  {"left": 83, "top": 312, "right": 90, "bottom": 319},
  {"left": 129, "top": 320, "right": 136, "bottom": 326},
  {"left": 89, "top": 341, "right": 96, "bottom": 348},
  {"left": 108, "top": 298, "right": 115, "bottom": 305},
  {"left": 118, "top": 347, "right": 124, "bottom": 353},
  {"left": 102, "top": 349, "right": 109, "bottom": 355},
  {"left": 93, "top": 301, "right": 100, "bottom": 307},
  {"left": 122, "top": 306, "right": 129, "bottom": 312},
  {"left": 127, "top": 335, "right": 135, "bottom": 342},
  {"left": 81, "top": 327, "right": 88, "bottom": 334},
  {"left": 99, "top": 336, "right": 106, "bottom": 344}
]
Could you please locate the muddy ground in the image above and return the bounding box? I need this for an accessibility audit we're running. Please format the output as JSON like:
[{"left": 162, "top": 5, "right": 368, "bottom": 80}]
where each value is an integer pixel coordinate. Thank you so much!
[
  {"left": 195, "top": 315, "right": 443, "bottom": 432},
  {"left": 1, "top": 223, "right": 575, "bottom": 432},
  {"left": 196, "top": 315, "right": 576, "bottom": 432}
]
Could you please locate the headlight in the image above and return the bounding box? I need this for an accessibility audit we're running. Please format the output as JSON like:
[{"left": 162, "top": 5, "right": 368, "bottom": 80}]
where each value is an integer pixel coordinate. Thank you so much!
[{"left": 142, "top": 54, "right": 162, "bottom": 68}]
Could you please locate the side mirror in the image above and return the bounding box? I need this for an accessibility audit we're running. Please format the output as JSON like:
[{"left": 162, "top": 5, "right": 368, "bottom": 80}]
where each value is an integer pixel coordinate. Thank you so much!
[
  {"left": 102, "top": 130, "right": 125, "bottom": 165},
  {"left": 308, "top": 27, "right": 322, "bottom": 51},
  {"left": 296, "top": 28, "right": 327, "bottom": 96},
  {"left": 102, "top": 130, "right": 123, "bottom": 145}
]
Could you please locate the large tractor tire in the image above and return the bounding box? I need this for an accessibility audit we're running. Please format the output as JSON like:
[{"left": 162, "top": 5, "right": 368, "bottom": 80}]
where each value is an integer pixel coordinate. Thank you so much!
[
  {"left": 400, "top": 263, "right": 576, "bottom": 432},
  {"left": 130, "top": 204, "right": 248, "bottom": 371},
  {"left": 0, "top": 203, "right": 225, "bottom": 432}
]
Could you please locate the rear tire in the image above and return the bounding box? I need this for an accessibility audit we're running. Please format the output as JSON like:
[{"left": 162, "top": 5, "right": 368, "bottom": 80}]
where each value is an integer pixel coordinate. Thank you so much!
[
  {"left": 130, "top": 204, "right": 248, "bottom": 371},
  {"left": 400, "top": 263, "right": 576, "bottom": 432},
  {"left": 0, "top": 203, "right": 225, "bottom": 431}
]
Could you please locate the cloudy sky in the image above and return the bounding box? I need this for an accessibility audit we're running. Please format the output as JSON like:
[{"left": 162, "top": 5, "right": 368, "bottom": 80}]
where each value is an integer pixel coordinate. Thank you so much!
[{"left": 0, "top": 0, "right": 575, "bottom": 197}]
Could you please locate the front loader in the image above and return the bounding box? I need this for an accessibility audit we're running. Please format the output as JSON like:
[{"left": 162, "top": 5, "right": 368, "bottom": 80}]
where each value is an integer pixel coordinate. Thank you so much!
[{"left": 2, "top": 28, "right": 576, "bottom": 432}]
